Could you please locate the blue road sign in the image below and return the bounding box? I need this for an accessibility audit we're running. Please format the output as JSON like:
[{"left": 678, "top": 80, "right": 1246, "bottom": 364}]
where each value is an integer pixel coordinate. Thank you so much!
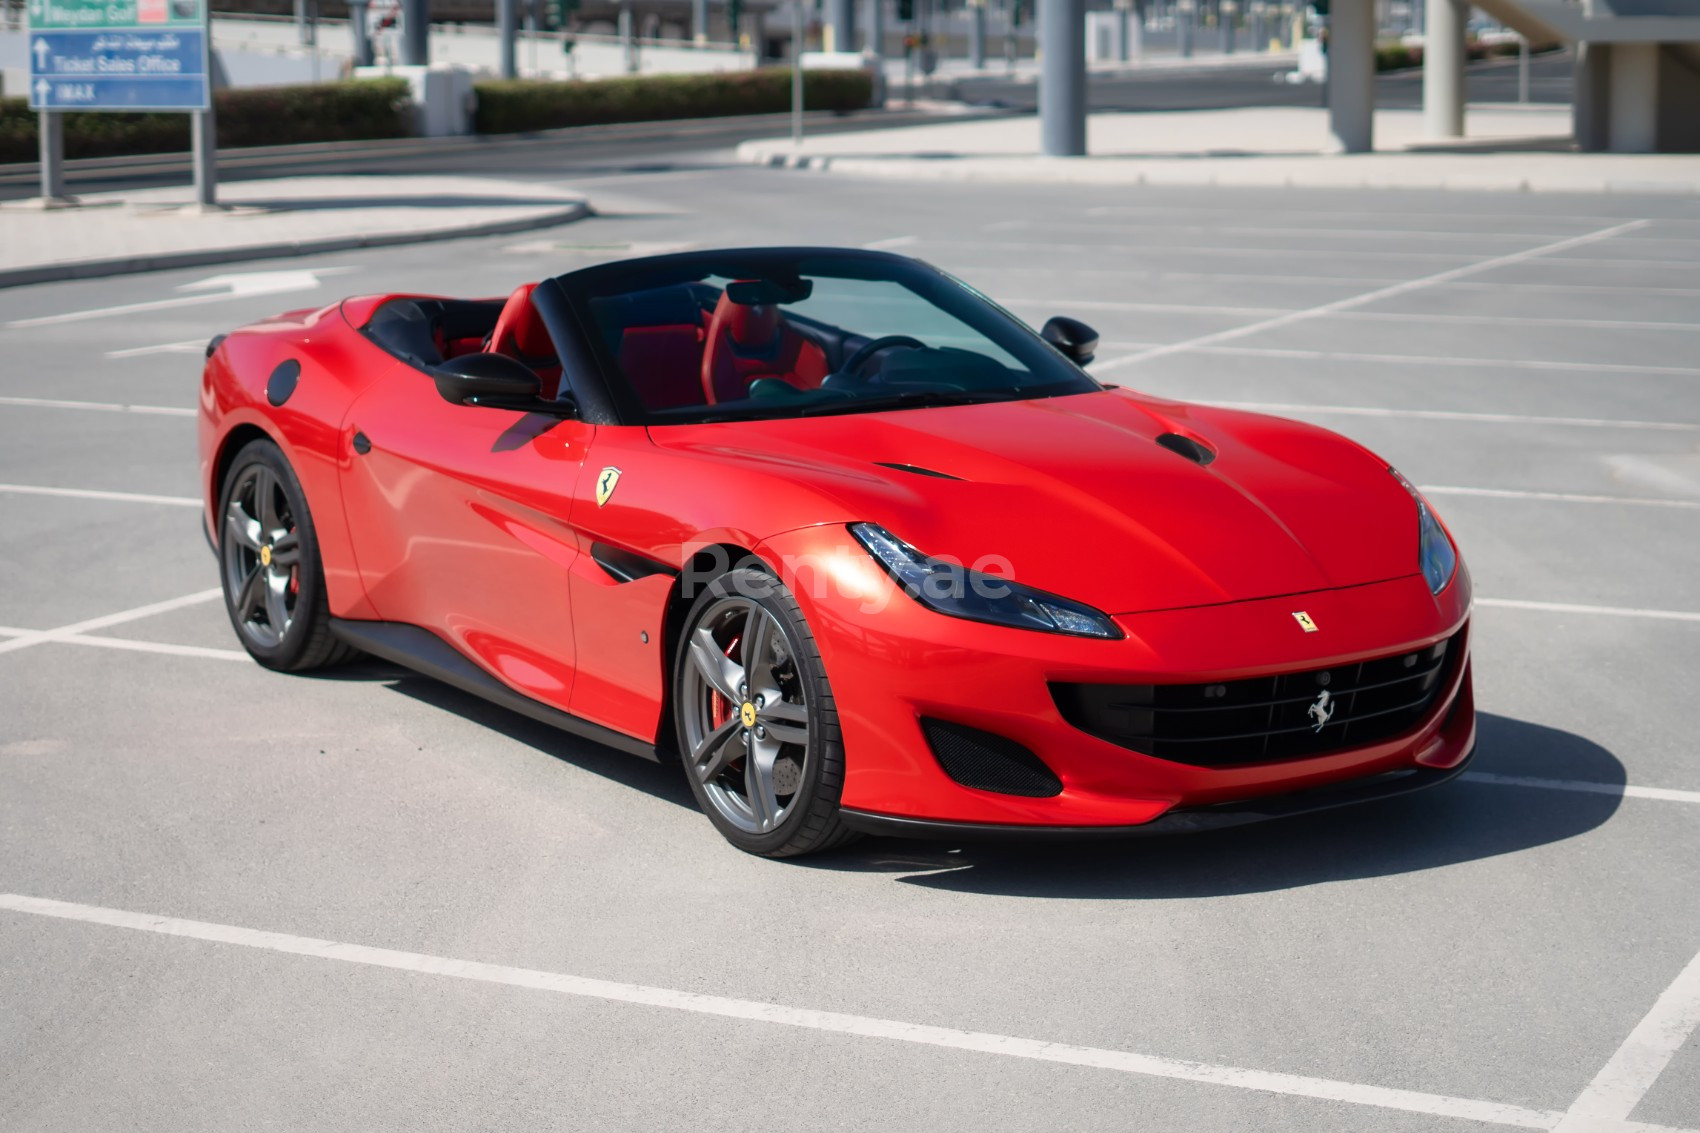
[{"left": 28, "top": 28, "right": 209, "bottom": 111}]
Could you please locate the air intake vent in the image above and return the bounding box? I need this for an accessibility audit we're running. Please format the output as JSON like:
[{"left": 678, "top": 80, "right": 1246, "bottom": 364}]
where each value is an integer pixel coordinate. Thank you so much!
[
  {"left": 922, "top": 718, "right": 1063, "bottom": 797},
  {"left": 875, "top": 462, "right": 963, "bottom": 480},
  {"left": 1155, "top": 433, "right": 1215, "bottom": 465}
]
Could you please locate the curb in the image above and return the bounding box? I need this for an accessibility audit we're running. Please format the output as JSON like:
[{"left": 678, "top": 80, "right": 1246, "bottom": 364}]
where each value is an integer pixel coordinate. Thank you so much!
[
  {"left": 734, "top": 144, "right": 1700, "bottom": 197},
  {"left": 0, "top": 199, "right": 590, "bottom": 290}
]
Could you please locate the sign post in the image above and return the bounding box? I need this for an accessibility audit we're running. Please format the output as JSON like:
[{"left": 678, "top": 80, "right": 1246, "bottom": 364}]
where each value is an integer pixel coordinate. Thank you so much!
[{"left": 29, "top": 0, "right": 214, "bottom": 206}]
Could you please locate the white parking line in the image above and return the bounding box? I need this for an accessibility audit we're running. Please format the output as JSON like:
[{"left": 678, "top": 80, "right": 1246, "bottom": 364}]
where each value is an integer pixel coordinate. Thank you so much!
[
  {"left": 863, "top": 235, "right": 920, "bottom": 249},
  {"left": 1093, "top": 220, "right": 1650, "bottom": 374},
  {"left": 105, "top": 339, "right": 207, "bottom": 359},
  {"left": 0, "top": 395, "right": 195, "bottom": 417},
  {"left": 0, "top": 589, "right": 223, "bottom": 657},
  {"left": 0, "top": 629, "right": 247, "bottom": 662},
  {"left": 1203, "top": 401, "right": 1700, "bottom": 433},
  {"left": 1422, "top": 487, "right": 1700, "bottom": 510},
  {"left": 0, "top": 893, "right": 1584, "bottom": 1131},
  {"left": 1553, "top": 947, "right": 1700, "bottom": 1132},
  {"left": 0, "top": 483, "right": 201, "bottom": 508},
  {"left": 1463, "top": 773, "right": 1700, "bottom": 806},
  {"left": 1155, "top": 344, "right": 1700, "bottom": 379},
  {"left": 1476, "top": 599, "right": 1700, "bottom": 624}
]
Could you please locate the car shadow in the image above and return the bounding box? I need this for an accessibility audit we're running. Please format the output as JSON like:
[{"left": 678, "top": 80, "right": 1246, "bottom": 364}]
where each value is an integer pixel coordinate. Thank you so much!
[
  {"left": 312, "top": 657, "right": 698, "bottom": 812},
  {"left": 806, "top": 713, "right": 1627, "bottom": 898}
]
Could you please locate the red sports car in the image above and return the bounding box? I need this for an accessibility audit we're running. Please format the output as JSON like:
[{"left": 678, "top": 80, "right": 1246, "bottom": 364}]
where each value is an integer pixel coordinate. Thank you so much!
[{"left": 199, "top": 248, "right": 1474, "bottom": 857}]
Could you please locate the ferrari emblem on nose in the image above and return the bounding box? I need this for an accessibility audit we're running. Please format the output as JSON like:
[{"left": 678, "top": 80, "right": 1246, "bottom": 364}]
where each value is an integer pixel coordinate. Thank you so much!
[
  {"left": 1308, "top": 689, "right": 1335, "bottom": 732},
  {"left": 595, "top": 467, "right": 622, "bottom": 507},
  {"left": 1292, "top": 611, "right": 1318, "bottom": 633}
]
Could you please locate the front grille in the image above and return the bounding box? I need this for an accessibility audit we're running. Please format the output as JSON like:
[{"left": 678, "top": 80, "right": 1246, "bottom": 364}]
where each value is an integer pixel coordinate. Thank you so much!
[
  {"left": 922, "top": 718, "right": 1063, "bottom": 797},
  {"left": 1052, "top": 634, "right": 1456, "bottom": 767}
]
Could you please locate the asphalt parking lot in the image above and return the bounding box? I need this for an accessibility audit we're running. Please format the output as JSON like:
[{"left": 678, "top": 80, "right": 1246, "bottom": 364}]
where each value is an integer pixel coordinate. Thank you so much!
[{"left": 2, "top": 162, "right": 1697, "bottom": 1132}]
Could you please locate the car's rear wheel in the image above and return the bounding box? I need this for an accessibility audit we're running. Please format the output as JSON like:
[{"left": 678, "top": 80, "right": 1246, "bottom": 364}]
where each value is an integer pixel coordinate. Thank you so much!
[
  {"left": 218, "top": 438, "right": 355, "bottom": 672},
  {"left": 674, "top": 566, "right": 858, "bottom": 857}
]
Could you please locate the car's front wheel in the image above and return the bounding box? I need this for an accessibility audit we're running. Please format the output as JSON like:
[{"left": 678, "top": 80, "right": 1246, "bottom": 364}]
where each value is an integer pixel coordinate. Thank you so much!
[
  {"left": 218, "top": 438, "right": 355, "bottom": 672},
  {"left": 673, "top": 566, "right": 858, "bottom": 858}
]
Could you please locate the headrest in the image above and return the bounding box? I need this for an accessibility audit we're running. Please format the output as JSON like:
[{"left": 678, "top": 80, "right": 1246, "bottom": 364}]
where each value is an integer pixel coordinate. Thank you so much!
[
  {"left": 713, "top": 288, "right": 781, "bottom": 348},
  {"left": 493, "top": 283, "right": 554, "bottom": 361}
]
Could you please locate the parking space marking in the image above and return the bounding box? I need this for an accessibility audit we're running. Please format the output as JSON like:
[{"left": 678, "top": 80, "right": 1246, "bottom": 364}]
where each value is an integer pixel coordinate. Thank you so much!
[
  {"left": 1553, "top": 947, "right": 1700, "bottom": 1132},
  {"left": 1206, "top": 402, "right": 1699, "bottom": 433},
  {"left": 0, "top": 396, "right": 195, "bottom": 417},
  {"left": 105, "top": 340, "right": 207, "bottom": 359},
  {"left": 1464, "top": 774, "right": 1700, "bottom": 807},
  {"left": 0, "top": 484, "right": 200, "bottom": 508},
  {"left": 1476, "top": 599, "right": 1700, "bottom": 625},
  {"left": 1421, "top": 487, "right": 1700, "bottom": 510},
  {"left": 0, "top": 628, "right": 247, "bottom": 662},
  {"left": 1093, "top": 220, "right": 1650, "bottom": 374},
  {"left": 0, "top": 589, "right": 222, "bottom": 657},
  {"left": 863, "top": 235, "right": 920, "bottom": 250},
  {"left": 1154, "top": 345, "right": 1700, "bottom": 379},
  {"left": 990, "top": 218, "right": 1577, "bottom": 242},
  {"left": 0, "top": 892, "right": 1595, "bottom": 1131}
]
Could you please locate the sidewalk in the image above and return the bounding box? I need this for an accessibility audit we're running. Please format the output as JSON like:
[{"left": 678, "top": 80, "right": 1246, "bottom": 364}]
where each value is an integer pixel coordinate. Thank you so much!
[
  {"left": 0, "top": 175, "right": 588, "bottom": 288},
  {"left": 740, "top": 103, "right": 1700, "bottom": 195}
]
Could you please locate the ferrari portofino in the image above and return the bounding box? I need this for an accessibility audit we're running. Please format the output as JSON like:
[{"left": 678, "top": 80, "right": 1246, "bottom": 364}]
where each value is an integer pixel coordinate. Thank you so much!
[{"left": 199, "top": 248, "right": 1473, "bottom": 856}]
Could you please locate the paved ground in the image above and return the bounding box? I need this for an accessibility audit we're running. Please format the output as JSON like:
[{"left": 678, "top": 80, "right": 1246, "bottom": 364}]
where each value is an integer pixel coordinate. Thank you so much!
[
  {"left": 0, "top": 175, "right": 589, "bottom": 286},
  {"left": 739, "top": 102, "right": 1700, "bottom": 193},
  {"left": 1, "top": 160, "right": 1698, "bottom": 1132}
]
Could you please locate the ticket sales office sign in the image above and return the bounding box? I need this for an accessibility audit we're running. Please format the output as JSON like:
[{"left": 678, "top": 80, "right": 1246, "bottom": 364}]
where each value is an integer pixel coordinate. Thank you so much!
[{"left": 28, "top": 0, "right": 211, "bottom": 111}]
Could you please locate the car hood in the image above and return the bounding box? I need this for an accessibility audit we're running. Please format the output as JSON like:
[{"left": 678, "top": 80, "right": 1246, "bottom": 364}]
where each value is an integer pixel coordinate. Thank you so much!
[{"left": 649, "top": 388, "right": 1422, "bottom": 615}]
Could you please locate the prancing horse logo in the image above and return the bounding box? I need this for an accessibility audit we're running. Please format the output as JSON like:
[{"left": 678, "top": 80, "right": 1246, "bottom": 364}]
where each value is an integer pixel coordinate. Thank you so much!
[
  {"left": 1307, "top": 688, "right": 1335, "bottom": 733},
  {"left": 595, "top": 467, "right": 622, "bottom": 507}
]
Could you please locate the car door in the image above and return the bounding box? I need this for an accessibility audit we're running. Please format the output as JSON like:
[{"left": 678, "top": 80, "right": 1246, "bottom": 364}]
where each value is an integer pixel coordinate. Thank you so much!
[{"left": 338, "top": 370, "right": 593, "bottom": 714}]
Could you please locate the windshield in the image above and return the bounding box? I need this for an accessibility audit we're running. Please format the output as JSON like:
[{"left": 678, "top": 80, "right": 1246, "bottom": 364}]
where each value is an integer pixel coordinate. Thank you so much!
[{"left": 555, "top": 250, "right": 1100, "bottom": 424}]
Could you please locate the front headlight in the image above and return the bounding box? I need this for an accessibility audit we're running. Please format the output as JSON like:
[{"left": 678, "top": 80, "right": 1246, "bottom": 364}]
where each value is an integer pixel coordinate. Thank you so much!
[
  {"left": 1390, "top": 469, "right": 1458, "bottom": 595},
  {"left": 849, "top": 523, "right": 1122, "bottom": 639}
]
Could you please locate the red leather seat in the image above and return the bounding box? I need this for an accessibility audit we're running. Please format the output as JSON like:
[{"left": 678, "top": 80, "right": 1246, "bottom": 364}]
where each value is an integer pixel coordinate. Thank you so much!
[
  {"left": 700, "top": 290, "right": 829, "bottom": 405},
  {"left": 620, "top": 324, "right": 706, "bottom": 411},
  {"left": 487, "top": 283, "right": 564, "bottom": 398}
]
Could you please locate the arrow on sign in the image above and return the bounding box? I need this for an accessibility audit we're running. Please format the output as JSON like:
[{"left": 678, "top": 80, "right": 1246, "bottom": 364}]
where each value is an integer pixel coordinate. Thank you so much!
[
  {"left": 29, "top": 0, "right": 44, "bottom": 19},
  {"left": 33, "top": 38, "right": 49, "bottom": 67},
  {"left": 34, "top": 79, "right": 50, "bottom": 105}
]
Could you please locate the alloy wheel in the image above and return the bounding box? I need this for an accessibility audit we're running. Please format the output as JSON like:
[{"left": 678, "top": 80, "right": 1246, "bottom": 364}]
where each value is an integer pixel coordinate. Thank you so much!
[{"left": 222, "top": 463, "right": 301, "bottom": 649}]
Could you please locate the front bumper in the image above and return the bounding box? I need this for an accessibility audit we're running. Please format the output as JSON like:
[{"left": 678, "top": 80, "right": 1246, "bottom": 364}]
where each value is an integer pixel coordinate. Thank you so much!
[{"left": 759, "top": 527, "right": 1475, "bottom": 829}]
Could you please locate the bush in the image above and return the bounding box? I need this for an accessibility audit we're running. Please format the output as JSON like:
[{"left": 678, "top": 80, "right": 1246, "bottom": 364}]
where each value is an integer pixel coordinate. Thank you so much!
[
  {"left": 474, "top": 68, "right": 874, "bottom": 135},
  {"left": 0, "top": 78, "right": 411, "bottom": 164}
]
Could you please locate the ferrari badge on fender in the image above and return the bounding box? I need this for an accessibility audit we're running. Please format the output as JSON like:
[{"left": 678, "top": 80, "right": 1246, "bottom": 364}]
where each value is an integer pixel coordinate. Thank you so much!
[{"left": 596, "top": 467, "right": 622, "bottom": 507}]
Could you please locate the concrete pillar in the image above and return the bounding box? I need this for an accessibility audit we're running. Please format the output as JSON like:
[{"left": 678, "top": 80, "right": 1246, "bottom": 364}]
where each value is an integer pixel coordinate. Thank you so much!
[
  {"left": 619, "top": 4, "right": 636, "bottom": 71},
  {"left": 349, "top": 0, "right": 374, "bottom": 66},
  {"left": 37, "top": 111, "right": 66, "bottom": 202},
  {"left": 1176, "top": 0, "right": 1193, "bottom": 56},
  {"left": 1039, "top": 0, "right": 1086, "bottom": 156},
  {"left": 1572, "top": 42, "right": 1608, "bottom": 151},
  {"left": 401, "top": 0, "right": 428, "bottom": 64},
  {"left": 191, "top": 104, "right": 217, "bottom": 207},
  {"left": 1327, "top": 0, "right": 1375, "bottom": 153},
  {"left": 1423, "top": 0, "right": 1465, "bottom": 138},
  {"left": 971, "top": 0, "right": 987, "bottom": 67},
  {"left": 1221, "top": 0, "right": 1235, "bottom": 52},
  {"left": 693, "top": 0, "right": 708, "bottom": 42},
  {"left": 1607, "top": 42, "right": 1658, "bottom": 152},
  {"left": 827, "top": 0, "right": 854, "bottom": 52},
  {"left": 867, "top": 0, "right": 886, "bottom": 102},
  {"left": 498, "top": 0, "right": 517, "bottom": 77}
]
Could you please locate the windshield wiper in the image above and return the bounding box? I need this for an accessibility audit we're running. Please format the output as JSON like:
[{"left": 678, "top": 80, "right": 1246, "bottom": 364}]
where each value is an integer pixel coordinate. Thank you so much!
[{"left": 793, "top": 388, "right": 1027, "bottom": 418}]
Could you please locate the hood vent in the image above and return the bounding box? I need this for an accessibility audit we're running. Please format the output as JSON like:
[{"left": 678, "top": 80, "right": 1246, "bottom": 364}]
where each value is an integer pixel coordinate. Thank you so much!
[
  {"left": 1155, "top": 433, "right": 1216, "bottom": 466},
  {"left": 875, "top": 462, "right": 964, "bottom": 480}
]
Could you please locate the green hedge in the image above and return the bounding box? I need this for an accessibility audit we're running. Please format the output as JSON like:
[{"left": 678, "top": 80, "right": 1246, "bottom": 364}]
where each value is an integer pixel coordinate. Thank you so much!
[
  {"left": 474, "top": 68, "right": 874, "bottom": 135},
  {"left": 1374, "top": 39, "right": 1562, "bottom": 72},
  {"left": 0, "top": 78, "right": 411, "bottom": 164}
]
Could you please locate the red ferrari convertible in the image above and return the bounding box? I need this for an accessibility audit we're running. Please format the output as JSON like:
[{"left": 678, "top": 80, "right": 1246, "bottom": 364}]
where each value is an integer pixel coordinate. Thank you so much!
[{"left": 198, "top": 248, "right": 1474, "bottom": 856}]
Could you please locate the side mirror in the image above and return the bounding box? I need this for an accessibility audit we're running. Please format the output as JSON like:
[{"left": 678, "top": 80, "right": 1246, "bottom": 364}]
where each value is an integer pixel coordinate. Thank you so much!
[
  {"left": 1041, "top": 316, "right": 1099, "bottom": 366},
  {"left": 433, "top": 352, "right": 543, "bottom": 408}
]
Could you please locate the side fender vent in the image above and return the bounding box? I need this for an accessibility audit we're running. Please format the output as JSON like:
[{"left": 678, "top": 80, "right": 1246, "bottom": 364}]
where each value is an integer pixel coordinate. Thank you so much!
[
  {"left": 875, "top": 462, "right": 964, "bottom": 480},
  {"left": 922, "top": 718, "right": 1063, "bottom": 798},
  {"left": 1155, "top": 433, "right": 1216, "bottom": 466}
]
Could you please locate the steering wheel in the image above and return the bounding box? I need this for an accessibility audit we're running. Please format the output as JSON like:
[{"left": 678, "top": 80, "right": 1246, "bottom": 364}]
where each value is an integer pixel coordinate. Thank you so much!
[{"left": 837, "top": 335, "right": 927, "bottom": 382}]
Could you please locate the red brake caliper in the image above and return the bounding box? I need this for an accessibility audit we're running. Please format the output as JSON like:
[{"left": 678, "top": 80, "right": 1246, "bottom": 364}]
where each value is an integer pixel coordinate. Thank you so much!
[{"left": 708, "top": 633, "right": 741, "bottom": 729}]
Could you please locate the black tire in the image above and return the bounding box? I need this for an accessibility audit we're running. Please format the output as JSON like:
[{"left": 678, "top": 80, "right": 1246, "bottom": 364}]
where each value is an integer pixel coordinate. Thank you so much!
[
  {"left": 672, "top": 565, "right": 860, "bottom": 858},
  {"left": 217, "top": 438, "right": 356, "bottom": 672}
]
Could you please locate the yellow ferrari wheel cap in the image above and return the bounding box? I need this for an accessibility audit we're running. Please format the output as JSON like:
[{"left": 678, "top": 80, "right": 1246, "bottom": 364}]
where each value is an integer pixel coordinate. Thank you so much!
[
  {"left": 259, "top": 544, "right": 273, "bottom": 567},
  {"left": 739, "top": 701, "right": 757, "bottom": 728}
]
